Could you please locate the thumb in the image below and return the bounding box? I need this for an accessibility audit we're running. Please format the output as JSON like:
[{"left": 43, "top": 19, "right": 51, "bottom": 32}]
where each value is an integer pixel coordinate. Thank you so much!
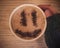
[{"left": 45, "top": 9, "right": 53, "bottom": 18}]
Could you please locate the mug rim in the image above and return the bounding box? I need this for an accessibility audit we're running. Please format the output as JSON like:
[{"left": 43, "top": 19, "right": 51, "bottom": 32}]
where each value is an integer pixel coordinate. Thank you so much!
[{"left": 9, "top": 4, "right": 47, "bottom": 41}]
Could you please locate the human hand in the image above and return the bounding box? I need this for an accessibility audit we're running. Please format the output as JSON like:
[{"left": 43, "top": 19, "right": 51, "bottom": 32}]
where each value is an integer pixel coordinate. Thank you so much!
[{"left": 38, "top": 5, "right": 57, "bottom": 18}]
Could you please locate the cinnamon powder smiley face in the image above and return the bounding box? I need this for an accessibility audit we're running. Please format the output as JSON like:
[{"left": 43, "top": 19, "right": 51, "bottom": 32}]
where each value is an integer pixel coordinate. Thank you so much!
[{"left": 9, "top": 4, "right": 47, "bottom": 41}]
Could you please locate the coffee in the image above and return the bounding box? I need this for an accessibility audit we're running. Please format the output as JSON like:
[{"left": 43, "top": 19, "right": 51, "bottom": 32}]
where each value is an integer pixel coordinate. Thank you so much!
[{"left": 9, "top": 4, "right": 47, "bottom": 41}]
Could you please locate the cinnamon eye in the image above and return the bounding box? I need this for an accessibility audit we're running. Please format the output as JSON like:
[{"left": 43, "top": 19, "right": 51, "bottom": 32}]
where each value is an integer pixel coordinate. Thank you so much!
[
  {"left": 31, "top": 10, "right": 36, "bottom": 17},
  {"left": 31, "top": 10, "right": 37, "bottom": 27},
  {"left": 20, "top": 10, "right": 27, "bottom": 26}
]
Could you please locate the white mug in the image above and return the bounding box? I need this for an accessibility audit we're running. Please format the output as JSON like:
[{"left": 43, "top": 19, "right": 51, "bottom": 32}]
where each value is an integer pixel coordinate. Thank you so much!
[{"left": 9, "top": 4, "right": 47, "bottom": 41}]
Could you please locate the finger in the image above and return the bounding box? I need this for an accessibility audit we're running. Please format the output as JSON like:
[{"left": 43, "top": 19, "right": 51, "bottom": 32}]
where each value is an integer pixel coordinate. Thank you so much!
[
  {"left": 38, "top": 5, "right": 50, "bottom": 9},
  {"left": 38, "top": 5, "right": 57, "bottom": 14},
  {"left": 38, "top": 5, "right": 51, "bottom": 8},
  {"left": 45, "top": 9, "right": 52, "bottom": 18},
  {"left": 38, "top": 5, "right": 51, "bottom": 12},
  {"left": 38, "top": 5, "right": 52, "bottom": 17}
]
